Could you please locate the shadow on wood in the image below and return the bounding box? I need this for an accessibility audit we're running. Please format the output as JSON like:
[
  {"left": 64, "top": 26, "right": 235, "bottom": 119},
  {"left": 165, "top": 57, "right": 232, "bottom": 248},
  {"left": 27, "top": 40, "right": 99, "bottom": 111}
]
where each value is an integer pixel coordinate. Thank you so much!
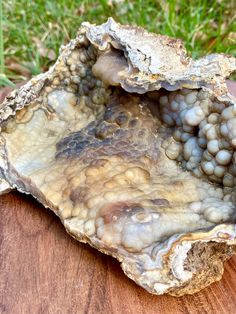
[{"left": 0, "top": 192, "right": 236, "bottom": 314}]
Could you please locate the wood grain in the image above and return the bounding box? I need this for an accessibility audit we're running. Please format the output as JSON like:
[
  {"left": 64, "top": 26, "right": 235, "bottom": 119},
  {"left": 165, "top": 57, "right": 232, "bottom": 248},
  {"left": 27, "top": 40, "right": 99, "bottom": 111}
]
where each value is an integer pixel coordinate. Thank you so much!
[{"left": 0, "top": 192, "right": 236, "bottom": 314}]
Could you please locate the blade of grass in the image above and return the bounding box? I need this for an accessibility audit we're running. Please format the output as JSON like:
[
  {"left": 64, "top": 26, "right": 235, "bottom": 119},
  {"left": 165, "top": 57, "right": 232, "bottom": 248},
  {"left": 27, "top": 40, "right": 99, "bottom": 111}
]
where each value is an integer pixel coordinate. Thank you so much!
[
  {"left": 0, "top": 0, "right": 15, "bottom": 87},
  {"left": 2, "top": 0, "right": 236, "bottom": 83},
  {"left": 0, "top": 0, "right": 4, "bottom": 74}
]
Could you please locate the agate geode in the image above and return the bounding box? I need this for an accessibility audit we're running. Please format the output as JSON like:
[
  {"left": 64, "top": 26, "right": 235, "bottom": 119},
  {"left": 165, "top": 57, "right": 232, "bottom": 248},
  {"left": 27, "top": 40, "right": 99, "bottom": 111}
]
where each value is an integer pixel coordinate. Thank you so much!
[{"left": 1, "top": 18, "right": 236, "bottom": 296}]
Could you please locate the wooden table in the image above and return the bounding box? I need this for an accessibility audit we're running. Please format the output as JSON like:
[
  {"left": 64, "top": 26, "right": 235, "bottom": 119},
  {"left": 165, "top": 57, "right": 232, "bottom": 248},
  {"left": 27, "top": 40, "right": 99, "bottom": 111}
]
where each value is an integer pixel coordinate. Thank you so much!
[{"left": 0, "top": 192, "right": 236, "bottom": 314}]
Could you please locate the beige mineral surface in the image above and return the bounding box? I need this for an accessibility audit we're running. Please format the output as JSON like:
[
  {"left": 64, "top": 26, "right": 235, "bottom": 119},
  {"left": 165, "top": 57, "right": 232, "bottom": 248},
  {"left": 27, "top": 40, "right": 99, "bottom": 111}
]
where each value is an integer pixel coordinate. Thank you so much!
[{"left": 1, "top": 18, "right": 236, "bottom": 296}]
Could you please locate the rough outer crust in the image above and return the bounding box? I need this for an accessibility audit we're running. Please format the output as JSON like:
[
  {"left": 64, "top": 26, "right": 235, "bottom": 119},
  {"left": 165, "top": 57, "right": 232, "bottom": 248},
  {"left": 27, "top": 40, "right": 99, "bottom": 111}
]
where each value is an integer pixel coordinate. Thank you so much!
[
  {"left": 85, "top": 18, "right": 236, "bottom": 96},
  {"left": 0, "top": 19, "right": 236, "bottom": 296},
  {"left": 1, "top": 18, "right": 235, "bottom": 123},
  {"left": 168, "top": 241, "right": 236, "bottom": 296}
]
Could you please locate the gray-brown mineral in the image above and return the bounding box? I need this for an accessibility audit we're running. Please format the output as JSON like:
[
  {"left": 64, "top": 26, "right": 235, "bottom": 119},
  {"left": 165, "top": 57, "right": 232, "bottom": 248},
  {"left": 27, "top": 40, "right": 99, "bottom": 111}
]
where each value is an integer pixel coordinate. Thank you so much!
[{"left": 0, "top": 19, "right": 236, "bottom": 296}]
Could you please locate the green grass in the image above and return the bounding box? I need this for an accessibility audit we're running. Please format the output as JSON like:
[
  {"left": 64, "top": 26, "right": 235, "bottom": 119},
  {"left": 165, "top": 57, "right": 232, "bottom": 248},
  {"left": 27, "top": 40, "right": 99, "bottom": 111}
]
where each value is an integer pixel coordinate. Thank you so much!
[{"left": 1, "top": 0, "right": 236, "bottom": 86}]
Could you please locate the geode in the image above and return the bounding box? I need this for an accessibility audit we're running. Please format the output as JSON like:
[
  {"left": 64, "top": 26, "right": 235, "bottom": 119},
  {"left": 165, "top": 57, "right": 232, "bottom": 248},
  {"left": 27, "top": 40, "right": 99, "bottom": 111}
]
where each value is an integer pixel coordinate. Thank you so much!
[{"left": 1, "top": 18, "right": 236, "bottom": 296}]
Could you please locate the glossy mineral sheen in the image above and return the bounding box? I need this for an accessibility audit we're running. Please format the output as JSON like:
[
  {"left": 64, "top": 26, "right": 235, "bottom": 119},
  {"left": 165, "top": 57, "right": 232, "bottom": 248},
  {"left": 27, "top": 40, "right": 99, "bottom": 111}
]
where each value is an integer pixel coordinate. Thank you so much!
[{"left": 0, "top": 19, "right": 236, "bottom": 296}]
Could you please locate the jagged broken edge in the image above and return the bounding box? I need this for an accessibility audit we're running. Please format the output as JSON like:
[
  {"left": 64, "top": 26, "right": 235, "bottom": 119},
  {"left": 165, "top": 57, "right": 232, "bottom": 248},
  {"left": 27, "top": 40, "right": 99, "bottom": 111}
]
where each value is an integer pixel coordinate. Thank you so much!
[{"left": 0, "top": 18, "right": 236, "bottom": 295}]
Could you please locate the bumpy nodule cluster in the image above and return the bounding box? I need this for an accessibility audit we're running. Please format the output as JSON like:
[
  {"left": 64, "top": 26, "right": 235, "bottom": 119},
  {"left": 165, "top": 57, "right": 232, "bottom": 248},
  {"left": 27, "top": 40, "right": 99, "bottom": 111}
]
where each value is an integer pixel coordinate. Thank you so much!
[
  {"left": 2, "top": 19, "right": 236, "bottom": 297},
  {"left": 160, "top": 89, "right": 236, "bottom": 198}
]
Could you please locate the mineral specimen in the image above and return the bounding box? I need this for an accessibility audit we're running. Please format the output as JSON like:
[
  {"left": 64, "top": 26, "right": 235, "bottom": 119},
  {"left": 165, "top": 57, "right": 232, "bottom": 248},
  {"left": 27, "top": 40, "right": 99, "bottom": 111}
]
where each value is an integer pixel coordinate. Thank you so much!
[{"left": 0, "top": 18, "right": 236, "bottom": 296}]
